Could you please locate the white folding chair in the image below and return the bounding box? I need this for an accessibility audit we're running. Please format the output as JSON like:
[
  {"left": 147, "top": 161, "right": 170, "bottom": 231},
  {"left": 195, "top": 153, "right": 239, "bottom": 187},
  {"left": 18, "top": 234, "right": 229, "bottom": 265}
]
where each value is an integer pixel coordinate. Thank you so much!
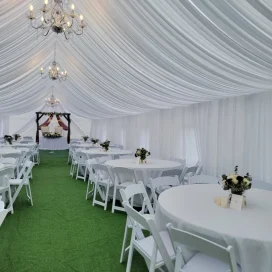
[
  {"left": 0, "top": 167, "right": 14, "bottom": 214},
  {"left": 180, "top": 166, "right": 198, "bottom": 184},
  {"left": 122, "top": 201, "right": 175, "bottom": 272},
  {"left": 119, "top": 181, "right": 155, "bottom": 263},
  {"left": 149, "top": 176, "right": 180, "bottom": 210},
  {"left": 75, "top": 151, "right": 88, "bottom": 181},
  {"left": 91, "top": 164, "right": 113, "bottom": 210},
  {"left": 32, "top": 144, "right": 40, "bottom": 165},
  {"left": 189, "top": 175, "right": 219, "bottom": 185},
  {"left": 97, "top": 156, "right": 112, "bottom": 164},
  {"left": 85, "top": 159, "right": 97, "bottom": 200},
  {"left": 111, "top": 167, "right": 137, "bottom": 213},
  {"left": 167, "top": 223, "right": 240, "bottom": 272},
  {"left": 9, "top": 160, "right": 34, "bottom": 207}
]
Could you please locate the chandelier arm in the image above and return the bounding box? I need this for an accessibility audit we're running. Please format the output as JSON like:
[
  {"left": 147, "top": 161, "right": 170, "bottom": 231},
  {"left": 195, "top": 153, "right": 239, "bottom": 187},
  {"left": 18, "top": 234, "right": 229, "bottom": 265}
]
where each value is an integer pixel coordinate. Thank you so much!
[
  {"left": 63, "top": 31, "right": 69, "bottom": 40},
  {"left": 43, "top": 26, "right": 52, "bottom": 37},
  {"left": 72, "top": 28, "right": 84, "bottom": 36}
]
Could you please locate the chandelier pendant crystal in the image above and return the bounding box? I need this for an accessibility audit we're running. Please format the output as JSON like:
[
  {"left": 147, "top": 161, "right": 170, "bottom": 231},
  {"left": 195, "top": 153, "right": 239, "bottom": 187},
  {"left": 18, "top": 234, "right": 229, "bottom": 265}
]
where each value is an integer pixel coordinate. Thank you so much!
[
  {"left": 40, "top": 43, "right": 67, "bottom": 81},
  {"left": 28, "top": 0, "right": 86, "bottom": 40},
  {"left": 46, "top": 87, "right": 60, "bottom": 107}
]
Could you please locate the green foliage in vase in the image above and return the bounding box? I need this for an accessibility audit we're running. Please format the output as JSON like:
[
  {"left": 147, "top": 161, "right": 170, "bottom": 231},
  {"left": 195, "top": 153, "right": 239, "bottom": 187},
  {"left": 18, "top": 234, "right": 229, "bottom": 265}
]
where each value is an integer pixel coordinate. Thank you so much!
[
  {"left": 100, "top": 140, "right": 110, "bottom": 151},
  {"left": 135, "top": 148, "right": 151, "bottom": 161}
]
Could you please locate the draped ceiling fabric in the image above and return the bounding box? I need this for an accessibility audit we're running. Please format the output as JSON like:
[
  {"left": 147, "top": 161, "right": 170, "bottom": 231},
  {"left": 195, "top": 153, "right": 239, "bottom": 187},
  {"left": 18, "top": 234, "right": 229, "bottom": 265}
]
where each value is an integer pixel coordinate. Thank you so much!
[{"left": 1, "top": 0, "right": 272, "bottom": 119}]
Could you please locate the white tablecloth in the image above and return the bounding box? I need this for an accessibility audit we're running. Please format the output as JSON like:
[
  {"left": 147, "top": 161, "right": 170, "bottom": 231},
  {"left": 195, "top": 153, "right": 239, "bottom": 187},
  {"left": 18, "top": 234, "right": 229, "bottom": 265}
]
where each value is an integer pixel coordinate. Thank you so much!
[
  {"left": 0, "top": 148, "right": 21, "bottom": 155},
  {"left": 0, "top": 163, "right": 4, "bottom": 170},
  {"left": 105, "top": 159, "right": 181, "bottom": 184},
  {"left": 156, "top": 184, "right": 272, "bottom": 272},
  {"left": 39, "top": 137, "right": 69, "bottom": 150},
  {"left": 84, "top": 149, "right": 132, "bottom": 156}
]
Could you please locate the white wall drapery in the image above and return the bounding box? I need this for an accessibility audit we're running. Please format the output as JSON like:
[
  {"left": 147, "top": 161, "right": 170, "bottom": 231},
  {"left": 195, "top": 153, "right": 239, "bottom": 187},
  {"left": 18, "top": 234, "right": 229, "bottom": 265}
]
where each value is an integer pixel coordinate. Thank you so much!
[
  {"left": 0, "top": 116, "right": 9, "bottom": 137},
  {"left": 92, "top": 91, "right": 272, "bottom": 184},
  {"left": 2, "top": 1, "right": 272, "bottom": 118}
]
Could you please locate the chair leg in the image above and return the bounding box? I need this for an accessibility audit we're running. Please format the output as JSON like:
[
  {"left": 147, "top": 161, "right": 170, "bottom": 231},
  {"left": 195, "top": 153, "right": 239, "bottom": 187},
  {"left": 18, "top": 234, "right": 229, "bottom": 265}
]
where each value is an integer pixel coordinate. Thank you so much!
[
  {"left": 120, "top": 218, "right": 129, "bottom": 263},
  {"left": 8, "top": 187, "right": 14, "bottom": 214},
  {"left": 76, "top": 164, "right": 80, "bottom": 180},
  {"left": 126, "top": 239, "right": 134, "bottom": 272},
  {"left": 26, "top": 184, "right": 33, "bottom": 206},
  {"left": 84, "top": 166, "right": 87, "bottom": 182},
  {"left": 92, "top": 182, "right": 98, "bottom": 206},
  {"left": 111, "top": 184, "right": 117, "bottom": 213},
  {"left": 86, "top": 180, "right": 91, "bottom": 200},
  {"left": 104, "top": 184, "right": 110, "bottom": 211}
]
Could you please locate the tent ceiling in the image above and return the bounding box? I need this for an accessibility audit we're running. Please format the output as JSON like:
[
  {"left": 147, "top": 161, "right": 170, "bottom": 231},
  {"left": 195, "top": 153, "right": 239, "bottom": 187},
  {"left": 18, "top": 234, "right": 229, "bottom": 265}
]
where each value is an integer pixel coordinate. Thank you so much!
[{"left": 1, "top": 0, "right": 272, "bottom": 119}]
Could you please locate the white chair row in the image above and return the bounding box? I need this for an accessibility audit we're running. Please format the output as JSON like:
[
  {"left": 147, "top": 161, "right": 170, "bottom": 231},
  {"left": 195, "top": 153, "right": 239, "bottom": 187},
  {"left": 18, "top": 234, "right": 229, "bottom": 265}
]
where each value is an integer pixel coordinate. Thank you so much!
[
  {"left": 120, "top": 182, "right": 240, "bottom": 272},
  {"left": 0, "top": 160, "right": 34, "bottom": 220}
]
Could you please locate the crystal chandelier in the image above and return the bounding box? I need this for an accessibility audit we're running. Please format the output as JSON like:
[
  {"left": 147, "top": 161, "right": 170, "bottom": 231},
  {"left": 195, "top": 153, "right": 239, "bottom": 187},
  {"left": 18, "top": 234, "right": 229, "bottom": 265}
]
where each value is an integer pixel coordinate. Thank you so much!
[
  {"left": 27, "top": 0, "right": 86, "bottom": 40},
  {"left": 40, "top": 43, "right": 67, "bottom": 81},
  {"left": 45, "top": 87, "right": 60, "bottom": 107}
]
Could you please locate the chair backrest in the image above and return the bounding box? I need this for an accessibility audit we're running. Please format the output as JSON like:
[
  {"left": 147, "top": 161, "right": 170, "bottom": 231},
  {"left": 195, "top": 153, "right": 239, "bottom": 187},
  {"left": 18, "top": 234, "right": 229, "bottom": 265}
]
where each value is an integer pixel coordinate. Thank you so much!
[
  {"left": 189, "top": 175, "right": 219, "bottom": 185},
  {"left": 0, "top": 158, "right": 17, "bottom": 166},
  {"left": 149, "top": 176, "right": 180, "bottom": 209},
  {"left": 92, "top": 164, "right": 110, "bottom": 180},
  {"left": 97, "top": 156, "right": 111, "bottom": 164},
  {"left": 0, "top": 167, "right": 14, "bottom": 187},
  {"left": 123, "top": 202, "right": 174, "bottom": 272},
  {"left": 167, "top": 223, "right": 238, "bottom": 272},
  {"left": 111, "top": 167, "right": 136, "bottom": 185},
  {"left": 75, "top": 151, "right": 87, "bottom": 163},
  {"left": 251, "top": 180, "right": 272, "bottom": 191},
  {"left": 161, "top": 168, "right": 183, "bottom": 179},
  {"left": 120, "top": 181, "right": 154, "bottom": 214},
  {"left": 170, "top": 158, "right": 186, "bottom": 168},
  {"left": 180, "top": 166, "right": 198, "bottom": 184}
]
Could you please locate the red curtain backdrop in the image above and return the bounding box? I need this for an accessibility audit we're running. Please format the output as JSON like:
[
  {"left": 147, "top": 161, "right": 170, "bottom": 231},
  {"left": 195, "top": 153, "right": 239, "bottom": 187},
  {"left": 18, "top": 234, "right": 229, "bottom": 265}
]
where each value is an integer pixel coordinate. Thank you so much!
[
  {"left": 39, "top": 115, "right": 53, "bottom": 129},
  {"left": 57, "top": 116, "right": 69, "bottom": 131}
]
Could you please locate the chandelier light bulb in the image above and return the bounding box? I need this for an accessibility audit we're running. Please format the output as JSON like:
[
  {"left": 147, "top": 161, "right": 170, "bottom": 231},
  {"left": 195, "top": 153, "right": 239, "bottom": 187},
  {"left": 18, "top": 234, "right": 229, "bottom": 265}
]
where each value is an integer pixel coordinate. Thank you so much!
[
  {"left": 71, "top": 4, "right": 75, "bottom": 11},
  {"left": 67, "top": 21, "right": 71, "bottom": 27},
  {"left": 40, "top": 67, "right": 44, "bottom": 73},
  {"left": 41, "top": 16, "right": 44, "bottom": 22},
  {"left": 44, "top": 0, "right": 48, "bottom": 5},
  {"left": 30, "top": 5, "right": 34, "bottom": 12},
  {"left": 79, "top": 14, "right": 83, "bottom": 21},
  {"left": 57, "top": 67, "right": 59, "bottom": 71},
  {"left": 49, "top": 66, "right": 51, "bottom": 70}
]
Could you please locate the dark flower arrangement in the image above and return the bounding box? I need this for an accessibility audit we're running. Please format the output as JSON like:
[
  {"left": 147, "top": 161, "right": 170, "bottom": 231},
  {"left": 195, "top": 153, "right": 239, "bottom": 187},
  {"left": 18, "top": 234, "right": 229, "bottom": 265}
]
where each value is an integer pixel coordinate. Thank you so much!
[
  {"left": 100, "top": 140, "right": 110, "bottom": 151},
  {"left": 13, "top": 134, "right": 21, "bottom": 141},
  {"left": 135, "top": 148, "right": 151, "bottom": 162},
  {"left": 4, "top": 135, "right": 13, "bottom": 145},
  {"left": 91, "top": 138, "right": 99, "bottom": 144},
  {"left": 43, "top": 132, "right": 62, "bottom": 139},
  {"left": 82, "top": 136, "right": 89, "bottom": 142},
  {"left": 222, "top": 166, "right": 252, "bottom": 195}
]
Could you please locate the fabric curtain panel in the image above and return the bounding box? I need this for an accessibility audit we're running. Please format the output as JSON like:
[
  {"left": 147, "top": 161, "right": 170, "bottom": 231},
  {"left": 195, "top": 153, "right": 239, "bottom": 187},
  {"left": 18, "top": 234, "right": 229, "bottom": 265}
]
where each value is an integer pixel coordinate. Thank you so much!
[
  {"left": 92, "top": 91, "right": 272, "bottom": 184},
  {"left": 0, "top": 116, "right": 9, "bottom": 137}
]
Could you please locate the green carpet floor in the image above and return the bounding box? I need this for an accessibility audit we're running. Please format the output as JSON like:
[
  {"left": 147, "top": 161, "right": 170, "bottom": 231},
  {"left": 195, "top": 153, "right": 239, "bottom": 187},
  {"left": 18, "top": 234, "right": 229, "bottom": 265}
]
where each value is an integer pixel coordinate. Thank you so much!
[{"left": 0, "top": 150, "right": 147, "bottom": 272}]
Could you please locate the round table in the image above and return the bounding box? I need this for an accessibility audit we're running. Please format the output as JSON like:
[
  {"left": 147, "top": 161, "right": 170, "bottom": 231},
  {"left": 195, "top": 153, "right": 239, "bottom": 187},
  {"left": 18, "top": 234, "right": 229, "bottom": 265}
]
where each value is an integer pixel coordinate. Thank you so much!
[
  {"left": 105, "top": 159, "right": 181, "bottom": 184},
  {"left": 84, "top": 149, "right": 132, "bottom": 156},
  {"left": 0, "top": 163, "right": 4, "bottom": 170},
  {"left": 156, "top": 184, "right": 272, "bottom": 272}
]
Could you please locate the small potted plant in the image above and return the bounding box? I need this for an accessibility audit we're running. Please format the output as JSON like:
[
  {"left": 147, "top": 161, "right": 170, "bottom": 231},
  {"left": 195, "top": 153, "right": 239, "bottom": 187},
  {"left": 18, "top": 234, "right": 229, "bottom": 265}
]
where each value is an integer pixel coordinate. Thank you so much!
[
  {"left": 13, "top": 134, "right": 21, "bottom": 141},
  {"left": 135, "top": 148, "right": 151, "bottom": 164},
  {"left": 91, "top": 138, "right": 99, "bottom": 145},
  {"left": 100, "top": 140, "right": 110, "bottom": 151},
  {"left": 4, "top": 135, "right": 13, "bottom": 145},
  {"left": 82, "top": 136, "right": 89, "bottom": 142}
]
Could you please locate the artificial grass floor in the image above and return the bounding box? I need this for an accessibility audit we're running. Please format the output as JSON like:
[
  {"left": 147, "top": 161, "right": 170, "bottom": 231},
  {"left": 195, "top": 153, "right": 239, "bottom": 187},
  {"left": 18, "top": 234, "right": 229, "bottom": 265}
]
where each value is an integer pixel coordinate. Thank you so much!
[{"left": 0, "top": 150, "right": 147, "bottom": 272}]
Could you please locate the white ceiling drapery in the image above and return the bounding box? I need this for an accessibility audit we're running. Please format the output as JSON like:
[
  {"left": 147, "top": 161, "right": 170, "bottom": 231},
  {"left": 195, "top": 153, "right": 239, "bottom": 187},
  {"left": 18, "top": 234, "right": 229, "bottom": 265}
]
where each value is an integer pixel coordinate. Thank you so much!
[{"left": 1, "top": 0, "right": 272, "bottom": 118}]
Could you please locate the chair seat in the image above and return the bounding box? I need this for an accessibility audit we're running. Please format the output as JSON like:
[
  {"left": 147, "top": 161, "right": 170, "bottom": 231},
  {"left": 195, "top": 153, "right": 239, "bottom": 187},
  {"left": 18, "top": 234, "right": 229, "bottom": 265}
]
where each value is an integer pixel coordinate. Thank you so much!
[
  {"left": 9, "top": 179, "right": 28, "bottom": 186},
  {"left": 181, "top": 252, "right": 241, "bottom": 272},
  {"left": 134, "top": 230, "right": 175, "bottom": 264}
]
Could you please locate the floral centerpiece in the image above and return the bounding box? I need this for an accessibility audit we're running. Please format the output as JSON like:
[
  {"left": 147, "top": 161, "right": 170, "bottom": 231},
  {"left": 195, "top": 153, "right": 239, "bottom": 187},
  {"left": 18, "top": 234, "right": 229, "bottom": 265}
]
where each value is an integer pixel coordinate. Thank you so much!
[
  {"left": 222, "top": 166, "right": 252, "bottom": 196},
  {"left": 135, "top": 148, "right": 151, "bottom": 164},
  {"left": 13, "top": 134, "right": 21, "bottom": 141},
  {"left": 100, "top": 140, "right": 110, "bottom": 151},
  {"left": 82, "top": 136, "right": 89, "bottom": 142},
  {"left": 91, "top": 138, "right": 99, "bottom": 144},
  {"left": 4, "top": 135, "right": 13, "bottom": 145},
  {"left": 43, "top": 132, "right": 62, "bottom": 139}
]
